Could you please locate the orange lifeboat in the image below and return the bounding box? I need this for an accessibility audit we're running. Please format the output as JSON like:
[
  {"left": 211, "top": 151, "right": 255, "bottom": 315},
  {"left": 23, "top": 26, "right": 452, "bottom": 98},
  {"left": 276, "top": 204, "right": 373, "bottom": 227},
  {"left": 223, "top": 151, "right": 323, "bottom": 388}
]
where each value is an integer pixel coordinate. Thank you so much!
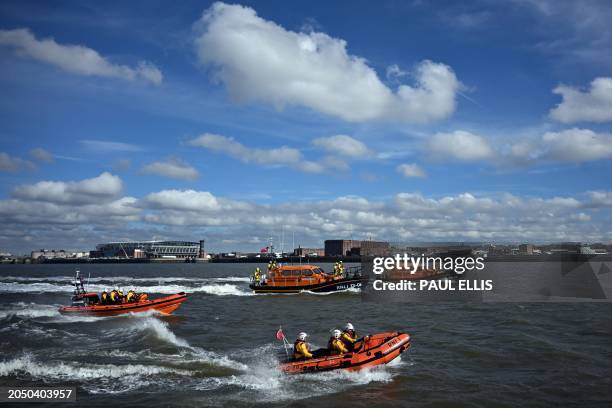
[
  {"left": 250, "top": 264, "right": 368, "bottom": 293},
  {"left": 59, "top": 292, "right": 187, "bottom": 316},
  {"left": 280, "top": 332, "right": 411, "bottom": 374},
  {"left": 58, "top": 271, "right": 187, "bottom": 316}
]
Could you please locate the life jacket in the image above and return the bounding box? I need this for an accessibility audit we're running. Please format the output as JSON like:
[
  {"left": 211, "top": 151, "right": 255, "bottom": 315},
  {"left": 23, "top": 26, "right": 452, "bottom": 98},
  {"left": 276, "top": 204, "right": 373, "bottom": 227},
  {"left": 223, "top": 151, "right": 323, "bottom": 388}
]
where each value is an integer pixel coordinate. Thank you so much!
[
  {"left": 294, "top": 339, "right": 303, "bottom": 353},
  {"left": 139, "top": 293, "right": 148, "bottom": 302},
  {"left": 328, "top": 337, "right": 347, "bottom": 355},
  {"left": 110, "top": 290, "right": 117, "bottom": 302},
  {"left": 126, "top": 291, "right": 135, "bottom": 302},
  {"left": 293, "top": 340, "right": 310, "bottom": 359},
  {"left": 342, "top": 329, "right": 357, "bottom": 345},
  {"left": 101, "top": 292, "right": 108, "bottom": 303}
]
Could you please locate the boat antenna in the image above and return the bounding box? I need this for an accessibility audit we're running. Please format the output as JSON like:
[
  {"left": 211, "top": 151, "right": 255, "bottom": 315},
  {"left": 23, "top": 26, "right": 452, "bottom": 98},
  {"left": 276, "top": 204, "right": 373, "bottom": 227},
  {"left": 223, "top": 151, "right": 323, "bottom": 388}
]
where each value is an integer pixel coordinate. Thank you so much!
[
  {"left": 279, "top": 326, "right": 289, "bottom": 357},
  {"left": 87, "top": 271, "right": 91, "bottom": 292}
]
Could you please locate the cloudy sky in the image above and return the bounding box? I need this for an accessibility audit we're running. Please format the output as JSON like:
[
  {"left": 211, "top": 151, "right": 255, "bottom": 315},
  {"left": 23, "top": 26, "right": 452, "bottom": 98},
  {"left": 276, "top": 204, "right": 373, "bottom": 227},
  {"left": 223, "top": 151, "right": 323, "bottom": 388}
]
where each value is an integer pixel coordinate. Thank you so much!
[{"left": 1, "top": 0, "right": 611, "bottom": 253}]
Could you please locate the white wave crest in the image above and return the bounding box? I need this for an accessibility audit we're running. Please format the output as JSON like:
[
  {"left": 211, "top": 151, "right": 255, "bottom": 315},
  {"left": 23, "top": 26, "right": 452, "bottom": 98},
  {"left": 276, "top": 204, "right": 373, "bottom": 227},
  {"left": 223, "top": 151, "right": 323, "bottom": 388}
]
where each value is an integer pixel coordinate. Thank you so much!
[
  {"left": 211, "top": 277, "right": 251, "bottom": 283},
  {"left": 120, "top": 315, "right": 248, "bottom": 370},
  {"left": 130, "top": 316, "right": 190, "bottom": 348},
  {"left": 0, "top": 302, "right": 60, "bottom": 319},
  {"left": 194, "top": 283, "right": 250, "bottom": 296},
  {"left": 0, "top": 354, "right": 191, "bottom": 380},
  {"left": 0, "top": 281, "right": 251, "bottom": 296}
]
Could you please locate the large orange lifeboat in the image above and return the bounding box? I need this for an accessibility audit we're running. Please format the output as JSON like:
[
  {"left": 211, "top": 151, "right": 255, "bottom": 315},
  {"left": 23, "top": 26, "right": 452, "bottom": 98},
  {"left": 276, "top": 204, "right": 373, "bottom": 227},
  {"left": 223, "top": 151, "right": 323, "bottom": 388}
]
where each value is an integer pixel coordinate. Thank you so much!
[
  {"left": 280, "top": 332, "right": 411, "bottom": 374},
  {"left": 249, "top": 264, "right": 368, "bottom": 293}
]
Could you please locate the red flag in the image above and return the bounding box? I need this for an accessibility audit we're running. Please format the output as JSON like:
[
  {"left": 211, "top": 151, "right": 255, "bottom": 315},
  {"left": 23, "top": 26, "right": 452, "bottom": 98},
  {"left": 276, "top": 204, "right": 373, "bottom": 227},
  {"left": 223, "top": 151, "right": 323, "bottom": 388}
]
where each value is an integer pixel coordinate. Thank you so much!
[
  {"left": 276, "top": 327, "right": 285, "bottom": 340},
  {"left": 260, "top": 247, "right": 268, "bottom": 253}
]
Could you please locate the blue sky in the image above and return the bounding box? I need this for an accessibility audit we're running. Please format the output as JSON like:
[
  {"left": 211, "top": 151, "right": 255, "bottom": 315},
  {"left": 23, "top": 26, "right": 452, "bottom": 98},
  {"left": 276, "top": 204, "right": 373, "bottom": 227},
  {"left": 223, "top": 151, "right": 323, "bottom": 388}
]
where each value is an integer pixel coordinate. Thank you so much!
[{"left": 1, "top": 0, "right": 611, "bottom": 253}]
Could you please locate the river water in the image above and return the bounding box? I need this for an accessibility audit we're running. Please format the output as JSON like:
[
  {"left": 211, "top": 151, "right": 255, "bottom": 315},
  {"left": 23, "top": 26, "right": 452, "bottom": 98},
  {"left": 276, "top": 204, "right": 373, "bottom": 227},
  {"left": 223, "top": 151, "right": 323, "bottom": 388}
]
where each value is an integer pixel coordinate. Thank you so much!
[{"left": 0, "top": 263, "right": 611, "bottom": 407}]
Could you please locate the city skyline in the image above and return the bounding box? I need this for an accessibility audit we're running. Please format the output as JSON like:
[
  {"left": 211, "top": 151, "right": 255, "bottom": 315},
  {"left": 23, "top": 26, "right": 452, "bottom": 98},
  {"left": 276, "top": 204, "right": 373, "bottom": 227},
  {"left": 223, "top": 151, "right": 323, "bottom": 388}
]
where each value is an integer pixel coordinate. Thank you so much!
[{"left": 1, "top": 0, "right": 612, "bottom": 253}]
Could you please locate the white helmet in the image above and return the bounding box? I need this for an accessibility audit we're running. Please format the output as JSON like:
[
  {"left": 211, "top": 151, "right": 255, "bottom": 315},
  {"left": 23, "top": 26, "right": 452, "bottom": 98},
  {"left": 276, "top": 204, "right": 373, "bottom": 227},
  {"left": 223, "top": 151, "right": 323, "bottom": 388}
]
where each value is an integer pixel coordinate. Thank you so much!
[
  {"left": 297, "top": 332, "right": 307, "bottom": 341},
  {"left": 345, "top": 322, "right": 354, "bottom": 331},
  {"left": 333, "top": 329, "right": 342, "bottom": 339}
]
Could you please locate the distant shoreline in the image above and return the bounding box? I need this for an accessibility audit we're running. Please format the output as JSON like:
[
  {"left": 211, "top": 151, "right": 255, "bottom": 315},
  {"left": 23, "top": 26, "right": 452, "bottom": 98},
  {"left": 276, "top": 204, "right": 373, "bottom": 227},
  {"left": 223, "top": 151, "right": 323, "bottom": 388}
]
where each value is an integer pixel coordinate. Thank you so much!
[{"left": 2, "top": 252, "right": 611, "bottom": 265}]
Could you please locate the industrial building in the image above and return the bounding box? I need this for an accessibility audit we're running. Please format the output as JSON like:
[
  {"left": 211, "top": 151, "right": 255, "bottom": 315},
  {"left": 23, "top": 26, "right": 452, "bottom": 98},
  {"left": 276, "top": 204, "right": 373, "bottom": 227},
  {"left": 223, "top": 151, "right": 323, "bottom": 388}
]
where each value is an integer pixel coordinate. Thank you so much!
[
  {"left": 93, "top": 240, "right": 205, "bottom": 259},
  {"left": 360, "top": 240, "right": 391, "bottom": 256},
  {"left": 31, "top": 249, "right": 68, "bottom": 260},
  {"left": 325, "top": 239, "right": 391, "bottom": 257},
  {"left": 292, "top": 247, "right": 325, "bottom": 257},
  {"left": 324, "top": 240, "right": 361, "bottom": 256}
]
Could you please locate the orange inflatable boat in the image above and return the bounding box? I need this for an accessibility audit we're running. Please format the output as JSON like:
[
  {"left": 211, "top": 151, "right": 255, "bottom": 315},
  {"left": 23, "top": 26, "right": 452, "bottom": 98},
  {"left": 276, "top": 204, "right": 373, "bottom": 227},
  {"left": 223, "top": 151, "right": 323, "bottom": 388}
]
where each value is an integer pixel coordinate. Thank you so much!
[{"left": 280, "top": 332, "right": 411, "bottom": 374}]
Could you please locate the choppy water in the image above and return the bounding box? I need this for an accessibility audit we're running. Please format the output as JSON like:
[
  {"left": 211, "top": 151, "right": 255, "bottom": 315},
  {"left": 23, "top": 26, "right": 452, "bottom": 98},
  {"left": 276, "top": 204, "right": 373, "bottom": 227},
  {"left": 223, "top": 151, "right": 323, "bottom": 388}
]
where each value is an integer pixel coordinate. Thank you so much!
[{"left": 0, "top": 263, "right": 611, "bottom": 407}]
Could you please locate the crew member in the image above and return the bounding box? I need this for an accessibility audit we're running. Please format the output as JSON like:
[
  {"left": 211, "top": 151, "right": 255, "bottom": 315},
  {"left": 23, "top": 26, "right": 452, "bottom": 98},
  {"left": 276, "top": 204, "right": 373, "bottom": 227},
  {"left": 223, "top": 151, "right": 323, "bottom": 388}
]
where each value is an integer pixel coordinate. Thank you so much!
[
  {"left": 294, "top": 332, "right": 313, "bottom": 360},
  {"left": 118, "top": 289, "right": 124, "bottom": 303},
  {"left": 126, "top": 289, "right": 136, "bottom": 303},
  {"left": 339, "top": 261, "right": 344, "bottom": 276},
  {"left": 109, "top": 289, "right": 119, "bottom": 304},
  {"left": 100, "top": 289, "right": 108, "bottom": 305},
  {"left": 328, "top": 329, "right": 348, "bottom": 355},
  {"left": 333, "top": 262, "right": 339, "bottom": 275},
  {"left": 253, "top": 267, "right": 261, "bottom": 284},
  {"left": 341, "top": 322, "right": 357, "bottom": 350}
]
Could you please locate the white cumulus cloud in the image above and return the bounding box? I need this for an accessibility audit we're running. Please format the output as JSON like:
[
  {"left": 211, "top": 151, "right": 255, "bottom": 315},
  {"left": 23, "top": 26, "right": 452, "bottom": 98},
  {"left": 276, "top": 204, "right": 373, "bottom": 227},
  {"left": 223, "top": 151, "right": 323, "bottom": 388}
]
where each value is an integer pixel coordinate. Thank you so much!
[
  {"left": 194, "top": 2, "right": 460, "bottom": 123},
  {"left": 313, "top": 135, "right": 370, "bottom": 158},
  {"left": 397, "top": 163, "right": 426, "bottom": 178},
  {"left": 550, "top": 77, "right": 612, "bottom": 123},
  {"left": 142, "top": 189, "right": 251, "bottom": 213},
  {"left": 540, "top": 128, "right": 612, "bottom": 162},
  {"left": 12, "top": 172, "right": 122, "bottom": 204},
  {"left": 427, "top": 130, "right": 496, "bottom": 161},
  {"left": 0, "top": 28, "right": 163, "bottom": 85},
  {"left": 142, "top": 158, "right": 199, "bottom": 180},
  {"left": 189, "top": 133, "right": 323, "bottom": 173}
]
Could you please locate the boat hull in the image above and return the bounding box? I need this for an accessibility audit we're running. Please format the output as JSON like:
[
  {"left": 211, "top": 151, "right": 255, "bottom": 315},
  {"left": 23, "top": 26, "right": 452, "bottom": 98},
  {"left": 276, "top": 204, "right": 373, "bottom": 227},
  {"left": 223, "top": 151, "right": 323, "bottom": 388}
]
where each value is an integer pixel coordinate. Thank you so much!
[
  {"left": 249, "top": 276, "right": 368, "bottom": 293},
  {"left": 58, "top": 292, "right": 188, "bottom": 316},
  {"left": 280, "top": 332, "right": 410, "bottom": 374}
]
